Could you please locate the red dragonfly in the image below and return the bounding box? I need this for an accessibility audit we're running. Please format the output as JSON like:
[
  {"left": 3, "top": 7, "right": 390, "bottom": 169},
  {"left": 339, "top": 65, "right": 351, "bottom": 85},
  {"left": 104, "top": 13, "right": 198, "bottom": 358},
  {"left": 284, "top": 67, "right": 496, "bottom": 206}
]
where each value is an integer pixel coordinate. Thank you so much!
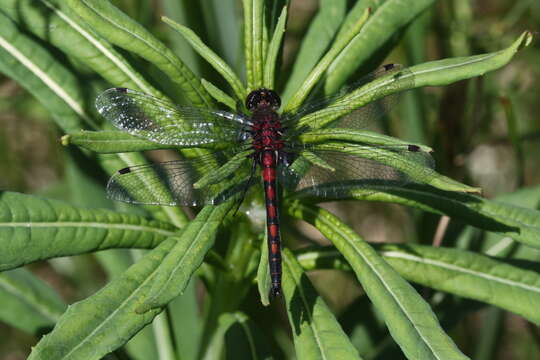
[{"left": 96, "top": 64, "right": 433, "bottom": 298}]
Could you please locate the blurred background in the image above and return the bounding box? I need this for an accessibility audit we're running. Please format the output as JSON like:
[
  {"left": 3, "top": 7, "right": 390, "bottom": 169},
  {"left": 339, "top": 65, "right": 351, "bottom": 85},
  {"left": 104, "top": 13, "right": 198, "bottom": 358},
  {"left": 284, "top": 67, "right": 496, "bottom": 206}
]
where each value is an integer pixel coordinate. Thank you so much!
[{"left": 0, "top": 0, "right": 539, "bottom": 359}]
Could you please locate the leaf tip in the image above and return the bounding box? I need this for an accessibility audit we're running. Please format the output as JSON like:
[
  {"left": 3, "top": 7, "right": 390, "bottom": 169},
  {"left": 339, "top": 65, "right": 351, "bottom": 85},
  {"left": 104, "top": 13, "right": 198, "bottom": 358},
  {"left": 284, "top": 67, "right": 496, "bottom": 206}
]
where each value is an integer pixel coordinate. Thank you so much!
[
  {"left": 517, "top": 31, "right": 534, "bottom": 51},
  {"left": 465, "top": 186, "right": 483, "bottom": 194},
  {"left": 523, "top": 31, "right": 534, "bottom": 48},
  {"left": 60, "top": 135, "right": 71, "bottom": 146}
]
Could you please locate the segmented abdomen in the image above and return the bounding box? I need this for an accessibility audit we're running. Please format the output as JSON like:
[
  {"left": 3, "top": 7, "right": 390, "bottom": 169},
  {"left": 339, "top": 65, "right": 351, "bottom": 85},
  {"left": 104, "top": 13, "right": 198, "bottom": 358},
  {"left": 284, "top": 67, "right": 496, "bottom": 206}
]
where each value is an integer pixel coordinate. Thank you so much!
[{"left": 261, "top": 150, "right": 282, "bottom": 297}]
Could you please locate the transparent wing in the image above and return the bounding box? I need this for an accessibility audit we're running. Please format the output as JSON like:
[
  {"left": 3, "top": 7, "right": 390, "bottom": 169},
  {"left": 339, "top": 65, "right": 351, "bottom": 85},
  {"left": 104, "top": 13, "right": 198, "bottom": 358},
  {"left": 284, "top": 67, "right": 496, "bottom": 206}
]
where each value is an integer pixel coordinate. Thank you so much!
[
  {"left": 96, "top": 88, "right": 251, "bottom": 147},
  {"left": 281, "top": 64, "right": 413, "bottom": 133},
  {"left": 107, "top": 150, "right": 254, "bottom": 206},
  {"left": 279, "top": 143, "right": 434, "bottom": 198}
]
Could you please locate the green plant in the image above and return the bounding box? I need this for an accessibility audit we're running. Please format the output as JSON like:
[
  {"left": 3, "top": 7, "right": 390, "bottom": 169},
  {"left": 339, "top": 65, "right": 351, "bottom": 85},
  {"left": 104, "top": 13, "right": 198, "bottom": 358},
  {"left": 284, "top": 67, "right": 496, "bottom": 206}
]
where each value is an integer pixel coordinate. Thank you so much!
[{"left": 0, "top": 0, "right": 539, "bottom": 359}]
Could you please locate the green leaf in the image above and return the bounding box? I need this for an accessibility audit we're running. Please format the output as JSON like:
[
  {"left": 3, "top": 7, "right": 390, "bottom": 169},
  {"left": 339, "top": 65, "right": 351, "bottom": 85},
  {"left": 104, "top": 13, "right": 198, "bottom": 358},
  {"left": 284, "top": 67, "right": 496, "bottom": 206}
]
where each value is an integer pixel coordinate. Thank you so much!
[
  {"left": 308, "top": 142, "right": 478, "bottom": 193},
  {"left": 0, "top": 11, "right": 94, "bottom": 131},
  {"left": 282, "top": 249, "right": 362, "bottom": 360},
  {"left": 194, "top": 149, "right": 253, "bottom": 189},
  {"left": 168, "top": 279, "right": 201, "bottom": 360},
  {"left": 293, "top": 184, "right": 540, "bottom": 249},
  {"left": 0, "top": 0, "right": 162, "bottom": 97},
  {"left": 151, "top": 311, "right": 177, "bottom": 360},
  {"left": 97, "top": 152, "right": 190, "bottom": 228},
  {"left": 0, "top": 192, "right": 177, "bottom": 271},
  {"left": 162, "top": 0, "right": 203, "bottom": 75},
  {"left": 378, "top": 244, "right": 540, "bottom": 325},
  {"left": 256, "top": 226, "right": 271, "bottom": 306},
  {"left": 65, "top": 0, "right": 212, "bottom": 107},
  {"left": 94, "top": 251, "right": 160, "bottom": 360},
  {"left": 324, "top": 0, "right": 437, "bottom": 94},
  {"left": 299, "top": 128, "right": 433, "bottom": 152},
  {"left": 297, "top": 65, "right": 416, "bottom": 130},
  {"left": 0, "top": 268, "right": 66, "bottom": 334},
  {"left": 298, "top": 32, "right": 532, "bottom": 133},
  {"left": 27, "top": 238, "right": 177, "bottom": 360},
  {"left": 480, "top": 185, "right": 540, "bottom": 260},
  {"left": 295, "top": 246, "right": 353, "bottom": 272},
  {"left": 201, "top": 79, "right": 237, "bottom": 110},
  {"left": 281, "top": 0, "right": 347, "bottom": 105},
  {"left": 263, "top": 5, "right": 287, "bottom": 89},
  {"left": 203, "top": 312, "right": 272, "bottom": 360},
  {"left": 410, "top": 31, "right": 533, "bottom": 87},
  {"left": 296, "top": 244, "right": 540, "bottom": 326},
  {"left": 137, "top": 202, "right": 235, "bottom": 313},
  {"left": 286, "top": 203, "right": 469, "bottom": 360},
  {"left": 62, "top": 131, "right": 177, "bottom": 153},
  {"left": 285, "top": 6, "right": 370, "bottom": 111},
  {"left": 242, "top": 0, "right": 265, "bottom": 89},
  {"left": 163, "top": 16, "right": 246, "bottom": 101}
]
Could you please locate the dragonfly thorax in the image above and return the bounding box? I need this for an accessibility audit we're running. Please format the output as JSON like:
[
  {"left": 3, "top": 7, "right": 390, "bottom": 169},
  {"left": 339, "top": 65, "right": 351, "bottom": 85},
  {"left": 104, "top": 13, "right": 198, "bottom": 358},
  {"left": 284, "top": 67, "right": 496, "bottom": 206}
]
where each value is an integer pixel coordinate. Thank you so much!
[{"left": 251, "top": 109, "right": 284, "bottom": 151}]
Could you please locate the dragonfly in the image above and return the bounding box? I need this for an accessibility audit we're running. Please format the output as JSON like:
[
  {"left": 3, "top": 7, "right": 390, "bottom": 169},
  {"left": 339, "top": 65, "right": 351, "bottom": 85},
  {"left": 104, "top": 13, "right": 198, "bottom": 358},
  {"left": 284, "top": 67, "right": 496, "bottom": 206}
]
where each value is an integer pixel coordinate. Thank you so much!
[{"left": 96, "top": 64, "right": 434, "bottom": 298}]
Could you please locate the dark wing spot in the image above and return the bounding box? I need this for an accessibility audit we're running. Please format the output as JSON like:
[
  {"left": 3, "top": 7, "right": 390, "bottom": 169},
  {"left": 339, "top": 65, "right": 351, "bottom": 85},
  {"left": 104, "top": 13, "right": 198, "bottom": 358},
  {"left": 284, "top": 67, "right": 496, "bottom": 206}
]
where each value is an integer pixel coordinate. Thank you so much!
[
  {"left": 118, "top": 167, "right": 131, "bottom": 174},
  {"left": 408, "top": 144, "right": 420, "bottom": 152}
]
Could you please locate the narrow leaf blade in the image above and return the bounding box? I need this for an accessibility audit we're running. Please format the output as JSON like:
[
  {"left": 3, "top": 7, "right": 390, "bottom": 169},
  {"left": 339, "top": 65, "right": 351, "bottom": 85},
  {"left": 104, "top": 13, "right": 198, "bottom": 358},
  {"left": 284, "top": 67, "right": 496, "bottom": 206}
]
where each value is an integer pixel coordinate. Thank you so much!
[
  {"left": 287, "top": 203, "right": 469, "bottom": 360},
  {"left": 0, "top": 192, "right": 177, "bottom": 271},
  {"left": 282, "top": 249, "right": 362, "bottom": 360}
]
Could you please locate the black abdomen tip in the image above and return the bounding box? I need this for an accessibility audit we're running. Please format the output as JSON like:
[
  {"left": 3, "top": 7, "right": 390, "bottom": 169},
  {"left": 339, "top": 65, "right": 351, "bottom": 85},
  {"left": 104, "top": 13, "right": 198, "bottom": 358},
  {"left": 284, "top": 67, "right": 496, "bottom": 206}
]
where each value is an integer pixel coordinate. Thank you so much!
[
  {"left": 383, "top": 63, "right": 397, "bottom": 71},
  {"left": 118, "top": 167, "right": 131, "bottom": 174},
  {"left": 270, "top": 286, "right": 282, "bottom": 298}
]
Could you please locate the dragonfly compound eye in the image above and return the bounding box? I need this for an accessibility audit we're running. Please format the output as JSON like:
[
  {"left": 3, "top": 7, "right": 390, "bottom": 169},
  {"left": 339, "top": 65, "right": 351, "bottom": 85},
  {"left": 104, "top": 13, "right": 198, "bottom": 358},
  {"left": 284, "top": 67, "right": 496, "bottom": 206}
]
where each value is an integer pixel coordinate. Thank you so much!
[{"left": 246, "top": 88, "right": 281, "bottom": 111}]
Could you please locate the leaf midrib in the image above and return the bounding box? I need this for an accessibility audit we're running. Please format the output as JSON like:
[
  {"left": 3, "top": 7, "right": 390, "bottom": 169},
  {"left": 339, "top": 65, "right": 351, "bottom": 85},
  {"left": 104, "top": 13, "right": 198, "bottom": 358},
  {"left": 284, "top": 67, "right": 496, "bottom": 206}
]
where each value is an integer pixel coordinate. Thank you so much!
[
  {"left": 318, "top": 213, "right": 442, "bottom": 360},
  {"left": 0, "top": 222, "right": 176, "bottom": 237},
  {"left": 382, "top": 250, "right": 540, "bottom": 293},
  {"left": 283, "top": 254, "right": 329, "bottom": 360}
]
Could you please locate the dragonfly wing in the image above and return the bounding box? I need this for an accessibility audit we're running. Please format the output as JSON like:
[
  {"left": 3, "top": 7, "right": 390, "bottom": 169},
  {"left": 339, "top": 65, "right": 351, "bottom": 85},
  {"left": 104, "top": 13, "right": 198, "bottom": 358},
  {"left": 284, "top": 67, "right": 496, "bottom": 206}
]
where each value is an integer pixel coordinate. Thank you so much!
[
  {"left": 96, "top": 88, "right": 251, "bottom": 147},
  {"left": 281, "top": 64, "right": 413, "bottom": 131},
  {"left": 279, "top": 144, "right": 434, "bottom": 198},
  {"left": 107, "top": 150, "right": 254, "bottom": 206}
]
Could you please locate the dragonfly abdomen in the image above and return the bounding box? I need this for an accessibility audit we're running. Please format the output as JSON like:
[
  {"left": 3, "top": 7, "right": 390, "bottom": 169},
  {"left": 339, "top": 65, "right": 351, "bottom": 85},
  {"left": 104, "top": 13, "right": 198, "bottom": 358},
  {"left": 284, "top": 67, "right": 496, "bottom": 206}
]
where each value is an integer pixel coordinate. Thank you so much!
[{"left": 261, "top": 150, "right": 282, "bottom": 297}]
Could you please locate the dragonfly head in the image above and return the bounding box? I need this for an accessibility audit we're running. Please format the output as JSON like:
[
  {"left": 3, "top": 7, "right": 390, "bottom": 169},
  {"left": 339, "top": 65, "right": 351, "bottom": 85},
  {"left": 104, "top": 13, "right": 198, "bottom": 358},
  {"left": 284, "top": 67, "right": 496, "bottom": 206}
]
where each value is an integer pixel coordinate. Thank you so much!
[{"left": 246, "top": 88, "right": 281, "bottom": 112}]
